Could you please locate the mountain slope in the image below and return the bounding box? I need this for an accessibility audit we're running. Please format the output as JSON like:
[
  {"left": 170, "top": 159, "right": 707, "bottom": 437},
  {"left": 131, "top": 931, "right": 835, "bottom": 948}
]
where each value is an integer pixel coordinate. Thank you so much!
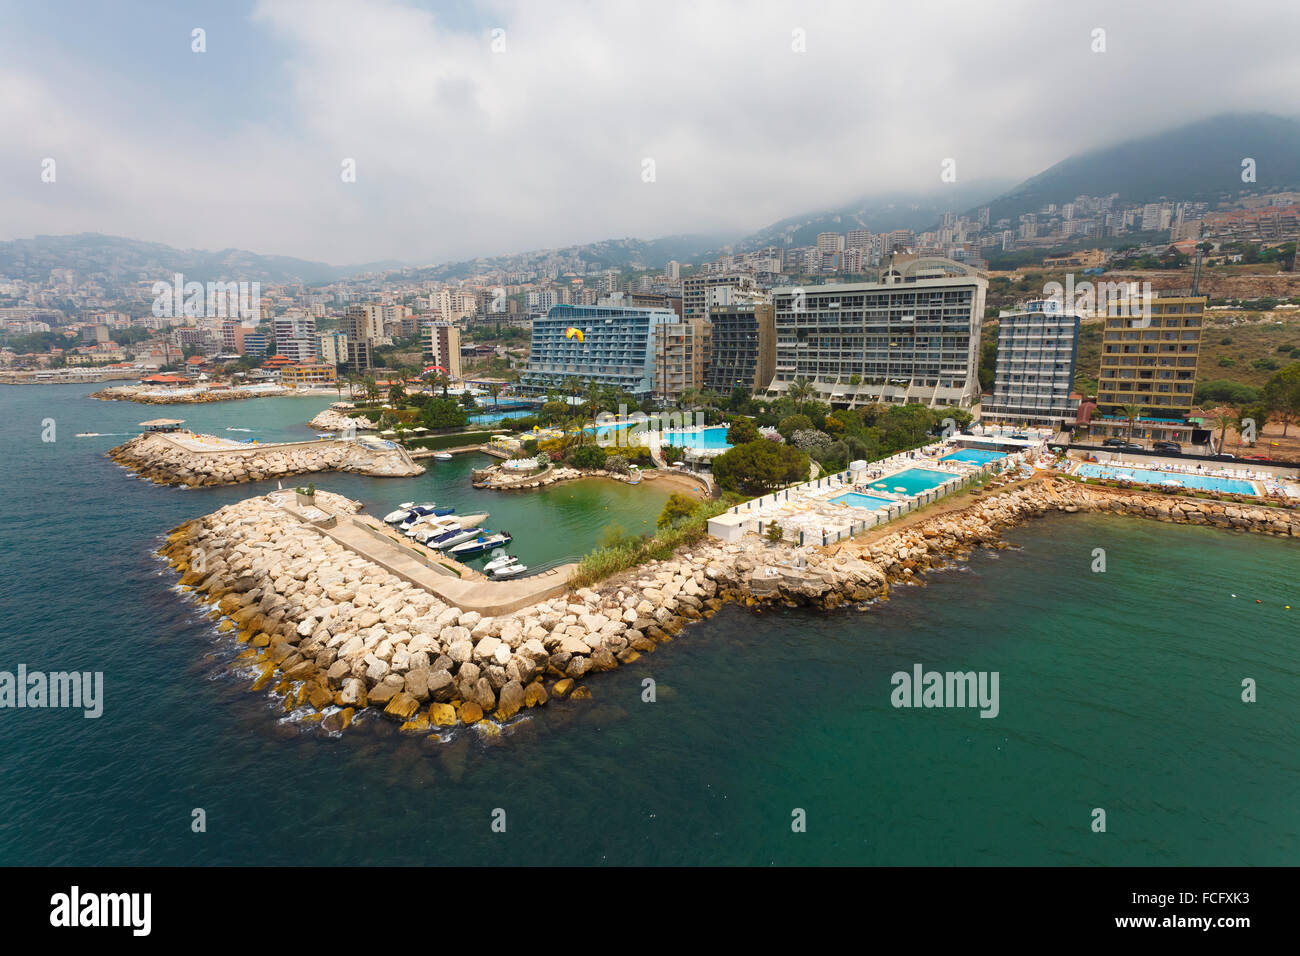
[{"left": 979, "top": 112, "right": 1300, "bottom": 224}]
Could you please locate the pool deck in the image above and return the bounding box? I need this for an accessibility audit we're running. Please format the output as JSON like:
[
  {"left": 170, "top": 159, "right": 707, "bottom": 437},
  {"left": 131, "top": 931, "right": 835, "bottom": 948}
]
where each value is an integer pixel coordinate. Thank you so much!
[
  {"left": 1065, "top": 455, "right": 1300, "bottom": 500},
  {"left": 711, "top": 438, "right": 1039, "bottom": 545}
]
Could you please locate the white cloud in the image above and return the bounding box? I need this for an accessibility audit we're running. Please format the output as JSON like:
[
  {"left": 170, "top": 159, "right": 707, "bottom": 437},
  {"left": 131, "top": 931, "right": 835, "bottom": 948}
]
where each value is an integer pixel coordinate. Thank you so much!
[{"left": 1, "top": 0, "right": 1298, "bottom": 264}]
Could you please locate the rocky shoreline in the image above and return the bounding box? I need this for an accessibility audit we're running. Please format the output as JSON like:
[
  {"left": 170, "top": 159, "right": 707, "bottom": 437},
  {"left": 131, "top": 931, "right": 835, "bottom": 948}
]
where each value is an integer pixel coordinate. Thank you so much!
[
  {"left": 156, "top": 477, "right": 1297, "bottom": 739},
  {"left": 110, "top": 431, "right": 423, "bottom": 486},
  {"left": 308, "top": 407, "right": 377, "bottom": 432},
  {"left": 92, "top": 384, "right": 281, "bottom": 403},
  {"left": 472, "top": 462, "right": 646, "bottom": 490}
]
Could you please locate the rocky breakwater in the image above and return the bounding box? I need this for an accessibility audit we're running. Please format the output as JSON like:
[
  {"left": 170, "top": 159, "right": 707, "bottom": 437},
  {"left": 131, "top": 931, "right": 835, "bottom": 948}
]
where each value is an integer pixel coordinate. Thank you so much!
[
  {"left": 473, "top": 463, "right": 641, "bottom": 490},
  {"left": 92, "top": 384, "right": 267, "bottom": 404},
  {"left": 308, "top": 407, "right": 377, "bottom": 431},
  {"left": 110, "top": 432, "right": 423, "bottom": 487},
  {"left": 155, "top": 477, "right": 1298, "bottom": 738},
  {"left": 158, "top": 491, "right": 734, "bottom": 734}
]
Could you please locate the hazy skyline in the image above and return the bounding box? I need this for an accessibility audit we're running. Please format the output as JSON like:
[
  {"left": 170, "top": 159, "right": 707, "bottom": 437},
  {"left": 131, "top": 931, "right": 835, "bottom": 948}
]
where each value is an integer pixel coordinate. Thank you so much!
[{"left": 2, "top": 0, "right": 1298, "bottom": 266}]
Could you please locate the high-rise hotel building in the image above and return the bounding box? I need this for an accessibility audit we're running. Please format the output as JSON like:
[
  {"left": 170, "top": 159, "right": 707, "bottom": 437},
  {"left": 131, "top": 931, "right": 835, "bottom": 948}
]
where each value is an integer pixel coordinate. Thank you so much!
[
  {"left": 767, "top": 259, "right": 986, "bottom": 408},
  {"left": 981, "top": 300, "right": 1081, "bottom": 428},
  {"left": 520, "top": 304, "right": 676, "bottom": 399},
  {"left": 704, "top": 300, "right": 775, "bottom": 395},
  {"left": 424, "top": 321, "right": 462, "bottom": 381},
  {"left": 1088, "top": 294, "right": 1205, "bottom": 443}
]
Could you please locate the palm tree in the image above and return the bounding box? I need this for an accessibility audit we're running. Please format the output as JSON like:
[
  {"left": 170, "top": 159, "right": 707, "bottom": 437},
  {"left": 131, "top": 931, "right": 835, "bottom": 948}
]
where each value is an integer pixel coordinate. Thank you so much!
[
  {"left": 788, "top": 376, "right": 816, "bottom": 414},
  {"left": 1212, "top": 408, "right": 1239, "bottom": 454},
  {"left": 487, "top": 382, "right": 502, "bottom": 408},
  {"left": 1120, "top": 403, "right": 1143, "bottom": 443},
  {"left": 363, "top": 376, "right": 380, "bottom": 404}
]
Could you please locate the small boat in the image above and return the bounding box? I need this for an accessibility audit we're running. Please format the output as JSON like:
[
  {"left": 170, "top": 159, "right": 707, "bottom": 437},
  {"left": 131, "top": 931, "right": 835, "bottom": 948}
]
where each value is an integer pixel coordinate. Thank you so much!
[
  {"left": 449, "top": 531, "right": 512, "bottom": 557},
  {"left": 383, "top": 502, "right": 417, "bottom": 523},
  {"left": 397, "top": 505, "right": 454, "bottom": 529},
  {"left": 454, "top": 512, "right": 489, "bottom": 529},
  {"left": 404, "top": 516, "right": 457, "bottom": 538},
  {"left": 433, "top": 527, "right": 485, "bottom": 549},
  {"left": 483, "top": 554, "right": 518, "bottom": 574},
  {"left": 226, "top": 427, "right": 252, "bottom": 432},
  {"left": 488, "top": 562, "right": 528, "bottom": 578},
  {"left": 410, "top": 520, "right": 459, "bottom": 543},
  {"left": 434, "top": 452, "right": 454, "bottom": 460},
  {"left": 75, "top": 432, "right": 100, "bottom": 438}
]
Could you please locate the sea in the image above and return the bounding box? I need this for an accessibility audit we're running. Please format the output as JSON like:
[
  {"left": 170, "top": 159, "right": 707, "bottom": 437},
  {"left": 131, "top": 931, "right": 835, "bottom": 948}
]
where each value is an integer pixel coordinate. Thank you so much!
[{"left": 0, "top": 384, "right": 1295, "bottom": 865}]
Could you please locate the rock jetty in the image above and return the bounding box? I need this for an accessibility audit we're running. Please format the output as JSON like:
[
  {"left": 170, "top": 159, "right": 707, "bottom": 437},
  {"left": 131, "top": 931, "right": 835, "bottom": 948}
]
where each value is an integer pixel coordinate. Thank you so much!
[
  {"left": 472, "top": 463, "right": 641, "bottom": 490},
  {"left": 158, "top": 477, "right": 1298, "bottom": 736},
  {"left": 111, "top": 432, "right": 423, "bottom": 487},
  {"left": 308, "top": 407, "right": 377, "bottom": 431},
  {"left": 92, "top": 384, "right": 277, "bottom": 404}
]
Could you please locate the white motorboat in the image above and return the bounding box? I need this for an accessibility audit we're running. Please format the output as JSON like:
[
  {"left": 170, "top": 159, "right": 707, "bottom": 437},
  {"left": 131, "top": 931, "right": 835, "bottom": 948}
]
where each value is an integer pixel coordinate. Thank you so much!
[
  {"left": 408, "top": 518, "right": 458, "bottom": 542},
  {"left": 434, "top": 452, "right": 453, "bottom": 460},
  {"left": 383, "top": 502, "right": 417, "bottom": 523},
  {"left": 433, "top": 527, "right": 484, "bottom": 549},
  {"left": 488, "top": 562, "right": 527, "bottom": 578},
  {"left": 454, "top": 512, "right": 489, "bottom": 529},
  {"left": 482, "top": 553, "right": 518, "bottom": 574},
  {"left": 449, "top": 530, "right": 511, "bottom": 557}
]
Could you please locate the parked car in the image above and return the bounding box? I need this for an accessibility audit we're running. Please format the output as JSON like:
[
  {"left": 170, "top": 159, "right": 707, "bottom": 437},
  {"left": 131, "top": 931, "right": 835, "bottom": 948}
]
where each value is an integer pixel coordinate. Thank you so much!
[
  {"left": 1010, "top": 433, "right": 1030, "bottom": 441},
  {"left": 1242, "top": 454, "right": 1271, "bottom": 462},
  {"left": 1152, "top": 441, "right": 1182, "bottom": 453},
  {"left": 1210, "top": 453, "right": 1236, "bottom": 461},
  {"left": 1101, "top": 438, "right": 1130, "bottom": 447}
]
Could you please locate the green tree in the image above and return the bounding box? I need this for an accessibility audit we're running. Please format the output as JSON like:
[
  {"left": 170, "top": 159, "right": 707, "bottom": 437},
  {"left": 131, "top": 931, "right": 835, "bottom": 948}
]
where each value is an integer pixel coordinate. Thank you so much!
[
  {"left": 419, "top": 397, "right": 469, "bottom": 430},
  {"left": 657, "top": 492, "right": 698, "bottom": 529},
  {"left": 711, "top": 440, "right": 809, "bottom": 495},
  {"left": 1211, "top": 408, "right": 1238, "bottom": 452},
  {"left": 570, "top": 444, "right": 607, "bottom": 470},
  {"left": 1262, "top": 363, "right": 1300, "bottom": 437},
  {"left": 1120, "top": 403, "right": 1143, "bottom": 442},
  {"left": 787, "top": 376, "right": 816, "bottom": 413},
  {"left": 777, "top": 414, "right": 813, "bottom": 440},
  {"left": 726, "top": 415, "right": 759, "bottom": 445}
]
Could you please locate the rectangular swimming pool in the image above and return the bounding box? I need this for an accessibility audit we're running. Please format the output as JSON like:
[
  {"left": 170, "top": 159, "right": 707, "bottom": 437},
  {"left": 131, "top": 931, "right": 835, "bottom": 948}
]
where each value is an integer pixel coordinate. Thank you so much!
[
  {"left": 829, "top": 491, "right": 897, "bottom": 510},
  {"left": 664, "top": 426, "right": 731, "bottom": 451},
  {"left": 1074, "top": 464, "right": 1256, "bottom": 495},
  {"left": 867, "top": 467, "right": 954, "bottom": 496},
  {"left": 941, "top": 448, "right": 1007, "bottom": 465}
]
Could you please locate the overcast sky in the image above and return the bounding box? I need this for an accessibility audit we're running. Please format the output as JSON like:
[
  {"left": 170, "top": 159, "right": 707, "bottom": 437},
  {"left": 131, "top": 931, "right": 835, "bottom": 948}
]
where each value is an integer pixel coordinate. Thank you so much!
[{"left": 1, "top": 0, "right": 1297, "bottom": 266}]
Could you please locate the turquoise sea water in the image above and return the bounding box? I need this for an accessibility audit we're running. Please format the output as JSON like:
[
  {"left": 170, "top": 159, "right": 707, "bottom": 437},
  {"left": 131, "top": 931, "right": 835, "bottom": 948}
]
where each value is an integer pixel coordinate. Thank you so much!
[
  {"left": 0, "top": 384, "right": 1297, "bottom": 865},
  {"left": 1075, "top": 464, "right": 1256, "bottom": 495}
]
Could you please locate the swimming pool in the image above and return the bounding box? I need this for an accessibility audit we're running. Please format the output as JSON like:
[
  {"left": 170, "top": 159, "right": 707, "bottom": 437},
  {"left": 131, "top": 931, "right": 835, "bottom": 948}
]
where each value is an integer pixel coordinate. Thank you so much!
[
  {"left": 868, "top": 467, "right": 954, "bottom": 496},
  {"left": 830, "top": 492, "right": 897, "bottom": 510},
  {"left": 941, "top": 448, "right": 1007, "bottom": 465},
  {"left": 1074, "top": 464, "right": 1256, "bottom": 495},
  {"left": 663, "top": 426, "right": 732, "bottom": 451}
]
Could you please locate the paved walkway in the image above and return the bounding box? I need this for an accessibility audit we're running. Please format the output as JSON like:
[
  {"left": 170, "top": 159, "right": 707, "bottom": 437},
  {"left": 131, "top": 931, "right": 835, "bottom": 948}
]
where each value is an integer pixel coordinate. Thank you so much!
[{"left": 275, "top": 496, "right": 574, "bottom": 615}]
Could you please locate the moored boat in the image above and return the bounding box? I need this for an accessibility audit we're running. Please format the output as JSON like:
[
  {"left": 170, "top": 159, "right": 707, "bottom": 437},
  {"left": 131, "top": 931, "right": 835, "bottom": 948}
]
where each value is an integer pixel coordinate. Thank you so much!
[
  {"left": 482, "top": 553, "right": 518, "bottom": 574},
  {"left": 448, "top": 530, "right": 511, "bottom": 557},
  {"left": 432, "top": 527, "right": 484, "bottom": 549}
]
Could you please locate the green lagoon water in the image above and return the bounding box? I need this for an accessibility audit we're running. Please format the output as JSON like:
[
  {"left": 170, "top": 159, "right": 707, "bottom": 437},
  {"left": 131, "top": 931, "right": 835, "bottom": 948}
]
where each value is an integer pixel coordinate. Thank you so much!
[{"left": 0, "top": 384, "right": 1297, "bottom": 865}]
